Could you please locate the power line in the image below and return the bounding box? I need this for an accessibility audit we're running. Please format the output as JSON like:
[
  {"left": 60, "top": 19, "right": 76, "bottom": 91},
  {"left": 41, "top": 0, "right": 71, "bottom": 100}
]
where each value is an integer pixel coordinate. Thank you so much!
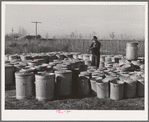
[{"left": 31, "top": 21, "right": 42, "bottom": 38}]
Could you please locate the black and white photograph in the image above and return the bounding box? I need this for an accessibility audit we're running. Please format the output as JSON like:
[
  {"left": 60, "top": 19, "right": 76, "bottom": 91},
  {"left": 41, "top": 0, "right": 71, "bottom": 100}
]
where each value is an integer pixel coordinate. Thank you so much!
[{"left": 1, "top": 1, "right": 148, "bottom": 121}]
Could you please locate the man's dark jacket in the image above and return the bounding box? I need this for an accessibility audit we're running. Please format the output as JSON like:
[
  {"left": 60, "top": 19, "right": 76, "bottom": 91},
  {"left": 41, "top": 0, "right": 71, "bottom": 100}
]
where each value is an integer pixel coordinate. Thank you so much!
[{"left": 90, "top": 41, "right": 101, "bottom": 55}]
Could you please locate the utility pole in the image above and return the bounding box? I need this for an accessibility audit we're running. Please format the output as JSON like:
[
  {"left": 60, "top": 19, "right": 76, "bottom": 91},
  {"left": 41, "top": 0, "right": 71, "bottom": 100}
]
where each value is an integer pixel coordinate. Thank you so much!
[
  {"left": 12, "top": 28, "right": 14, "bottom": 34},
  {"left": 12, "top": 28, "right": 14, "bottom": 39},
  {"left": 31, "top": 21, "right": 42, "bottom": 39}
]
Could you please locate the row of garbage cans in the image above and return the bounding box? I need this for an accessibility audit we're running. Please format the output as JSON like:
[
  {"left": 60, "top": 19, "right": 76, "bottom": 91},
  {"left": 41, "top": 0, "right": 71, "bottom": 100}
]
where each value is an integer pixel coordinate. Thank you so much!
[
  {"left": 14, "top": 68, "right": 144, "bottom": 101},
  {"left": 14, "top": 69, "right": 144, "bottom": 101},
  {"left": 90, "top": 76, "right": 144, "bottom": 100},
  {"left": 5, "top": 51, "right": 145, "bottom": 101},
  {"left": 15, "top": 70, "right": 73, "bottom": 101}
]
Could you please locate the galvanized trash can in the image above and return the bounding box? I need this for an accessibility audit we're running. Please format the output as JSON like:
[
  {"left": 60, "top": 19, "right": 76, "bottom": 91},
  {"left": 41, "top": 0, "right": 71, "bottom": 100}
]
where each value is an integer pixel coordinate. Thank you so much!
[
  {"left": 5, "top": 64, "right": 15, "bottom": 86},
  {"left": 35, "top": 73, "right": 55, "bottom": 101},
  {"left": 55, "top": 70, "right": 72, "bottom": 97},
  {"left": 78, "top": 74, "right": 91, "bottom": 96},
  {"left": 126, "top": 42, "right": 138, "bottom": 61},
  {"left": 15, "top": 72, "right": 34, "bottom": 99},
  {"left": 137, "top": 77, "right": 144, "bottom": 97},
  {"left": 110, "top": 80, "right": 124, "bottom": 100},
  {"left": 124, "top": 78, "right": 137, "bottom": 98},
  {"left": 96, "top": 78, "right": 110, "bottom": 99}
]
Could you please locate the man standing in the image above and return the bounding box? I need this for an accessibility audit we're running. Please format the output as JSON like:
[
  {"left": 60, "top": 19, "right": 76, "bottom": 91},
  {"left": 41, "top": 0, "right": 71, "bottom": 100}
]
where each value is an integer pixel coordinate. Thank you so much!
[{"left": 87, "top": 36, "right": 101, "bottom": 68}]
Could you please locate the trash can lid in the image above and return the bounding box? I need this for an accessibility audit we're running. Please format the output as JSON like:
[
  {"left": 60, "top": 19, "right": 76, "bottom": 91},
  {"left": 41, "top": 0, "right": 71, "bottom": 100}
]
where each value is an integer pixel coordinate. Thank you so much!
[
  {"left": 5, "top": 60, "right": 10, "bottom": 63},
  {"left": 137, "top": 77, "right": 144, "bottom": 83},
  {"left": 87, "top": 69, "right": 96, "bottom": 73},
  {"left": 80, "top": 71, "right": 90, "bottom": 76},
  {"left": 140, "top": 64, "right": 144, "bottom": 68},
  {"left": 92, "top": 72, "right": 105, "bottom": 77},
  {"left": 20, "top": 67, "right": 36, "bottom": 73},
  {"left": 130, "top": 74, "right": 141, "bottom": 80},
  {"left": 5, "top": 64, "right": 13, "bottom": 67},
  {"left": 55, "top": 70, "right": 72, "bottom": 74},
  {"left": 127, "top": 42, "right": 138, "bottom": 44},
  {"left": 94, "top": 70, "right": 102, "bottom": 73},
  {"left": 14, "top": 64, "right": 25, "bottom": 68},
  {"left": 102, "top": 77, "right": 118, "bottom": 82},
  {"left": 73, "top": 68, "right": 80, "bottom": 71},
  {"left": 10, "top": 60, "right": 22, "bottom": 64},
  {"left": 41, "top": 64, "right": 48, "bottom": 67},
  {"left": 22, "top": 67, "right": 36, "bottom": 70},
  {"left": 49, "top": 62, "right": 56, "bottom": 65},
  {"left": 78, "top": 74, "right": 90, "bottom": 78},
  {"left": 89, "top": 66, "right": 97, "bottom": 69},
  {"left": 36, "top": 72, "right": 54, "bottom": 77},
  {"left": 96, "top": 77, "right": 106, "bottom": 83},
  {"left": 90, "top": 77, "right": 96, "bottom": 81},
  {"left": 124, "top": 78, "right": 137, "bottom": 83},
  {"left": 35, "top": 65, "right": 46, "bottom": 69},
  {"left": 98, "top": 67, "right": 107, "bottom": 71},
  {"left": 111, "top": 79, "right": 124, "bottom": 84},
  {"left": 28, "top": 60, "right": 38, "bottom": 63},
  {"left": 47, "top": 65, "right": 53, "bottom": 68},
  {"left": 109, "top": 72, "right": 117, "bottom": 77},
  {"left": 95, "top": 77, "right": 103, "bottom": 80},
  {"left": 15, "top": 71, "right": 34, "bottom": 76},
  {"left": 34, "top": 59, "right": 44, "bottom": 61},
  {"left": 83, "top": 54, "right": 90, "bottom": 57}
]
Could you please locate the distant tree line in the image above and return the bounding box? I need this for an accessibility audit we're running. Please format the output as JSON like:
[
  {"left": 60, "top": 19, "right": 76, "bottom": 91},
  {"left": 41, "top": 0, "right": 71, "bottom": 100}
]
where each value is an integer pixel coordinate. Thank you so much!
[{"left": 5, "top": 26, "right": 42, "bottom": 40}]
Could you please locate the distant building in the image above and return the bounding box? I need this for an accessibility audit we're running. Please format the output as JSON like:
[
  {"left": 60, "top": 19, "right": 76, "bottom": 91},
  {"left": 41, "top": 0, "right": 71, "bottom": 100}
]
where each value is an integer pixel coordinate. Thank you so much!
[
  {"left": 40, "top": 38, "right": 53, "bottom": 40},
  {"left": 17, "top": 34, "right": 42, "bottom": 40}
]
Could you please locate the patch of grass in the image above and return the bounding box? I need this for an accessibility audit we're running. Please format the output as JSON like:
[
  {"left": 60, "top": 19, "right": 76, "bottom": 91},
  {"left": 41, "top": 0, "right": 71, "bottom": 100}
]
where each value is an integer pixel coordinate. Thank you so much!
[
  {"left": 22, "top": 43, "right": 28, "bottom": 47},
  {"left": 5, "top": 39, "right": 144, "bottom": 57},
  {"left": 5, "top": 89, "right": 144, "bottom": 110},
  {"left": 9, "top": 42, "right": 19, "bottom": 47}
]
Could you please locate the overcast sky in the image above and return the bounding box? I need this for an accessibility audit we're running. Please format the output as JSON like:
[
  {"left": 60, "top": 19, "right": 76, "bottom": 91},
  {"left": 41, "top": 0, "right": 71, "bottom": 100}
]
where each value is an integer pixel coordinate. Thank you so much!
[{"left": 5, "top": 3, "right": 145, "bottom": 39}]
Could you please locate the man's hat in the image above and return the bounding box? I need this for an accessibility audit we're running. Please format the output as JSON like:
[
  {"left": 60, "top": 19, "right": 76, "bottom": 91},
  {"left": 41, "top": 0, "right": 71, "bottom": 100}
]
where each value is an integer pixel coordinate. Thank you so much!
[{"left": 93, "top": 36, "right": 98, "bottom": 40}]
